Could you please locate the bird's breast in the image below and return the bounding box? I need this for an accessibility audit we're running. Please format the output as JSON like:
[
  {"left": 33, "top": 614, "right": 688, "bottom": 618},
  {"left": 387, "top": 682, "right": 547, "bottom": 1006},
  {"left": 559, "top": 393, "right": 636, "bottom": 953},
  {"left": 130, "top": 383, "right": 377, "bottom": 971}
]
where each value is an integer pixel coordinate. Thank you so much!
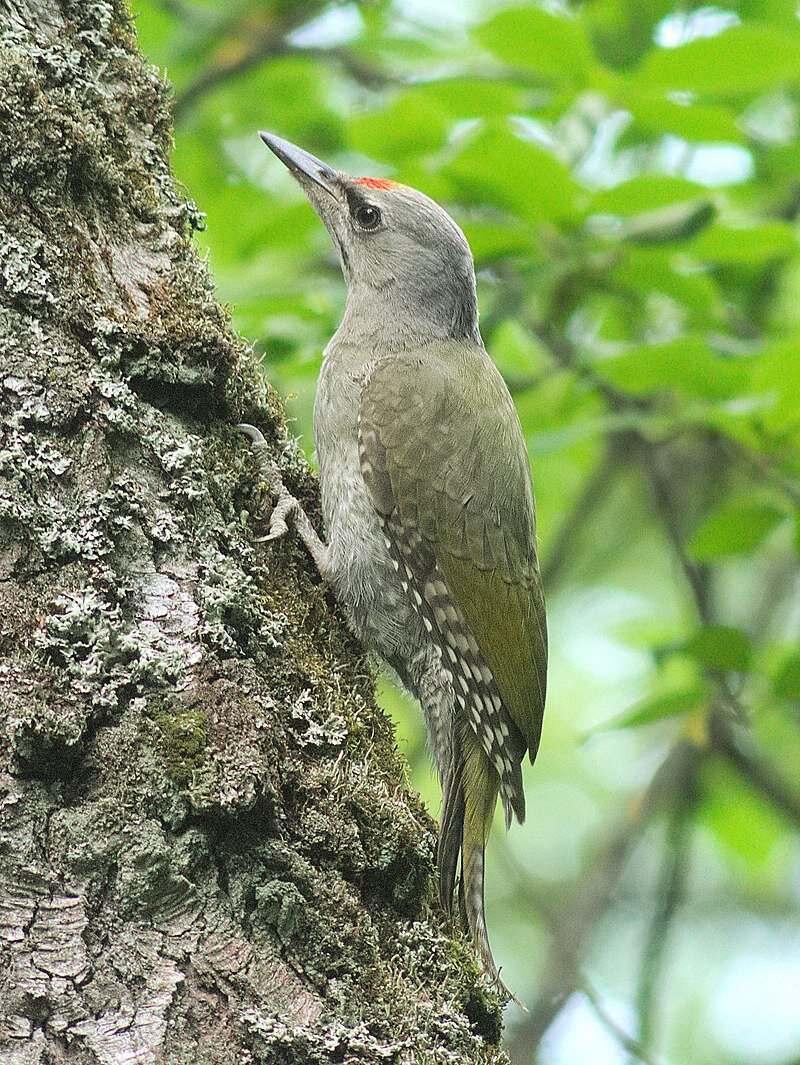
[{"left": 313, "top": 359, "right": 418, "bottom": 656}]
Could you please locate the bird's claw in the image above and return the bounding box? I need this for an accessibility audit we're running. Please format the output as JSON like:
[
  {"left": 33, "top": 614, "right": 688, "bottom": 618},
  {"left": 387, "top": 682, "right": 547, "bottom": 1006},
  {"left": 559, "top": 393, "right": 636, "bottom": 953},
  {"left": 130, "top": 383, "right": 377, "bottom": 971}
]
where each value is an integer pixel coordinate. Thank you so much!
[
  {"left": 236, "top": 423, "right": 266, "bottom": 447},
  {"left": 236, "top": 422, "right": 296, "bottom": 543},
  {"left": 254, "top": 493, "right": 299, "bottom": 542}
]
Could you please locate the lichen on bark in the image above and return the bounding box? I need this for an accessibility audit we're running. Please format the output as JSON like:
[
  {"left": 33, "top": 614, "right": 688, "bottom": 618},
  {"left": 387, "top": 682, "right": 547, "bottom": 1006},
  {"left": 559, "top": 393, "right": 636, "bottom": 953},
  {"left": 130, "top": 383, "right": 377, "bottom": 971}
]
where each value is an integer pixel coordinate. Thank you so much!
[{"left": 0, "top": 2, "right": 507, "bottom": 1062}]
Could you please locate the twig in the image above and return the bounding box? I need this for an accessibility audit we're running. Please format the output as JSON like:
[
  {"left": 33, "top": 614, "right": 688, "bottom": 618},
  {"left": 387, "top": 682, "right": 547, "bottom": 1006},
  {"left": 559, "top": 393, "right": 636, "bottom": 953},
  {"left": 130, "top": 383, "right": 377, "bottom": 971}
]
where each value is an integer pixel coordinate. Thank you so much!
[
  {"left": 507, "top": 815, "right": 641, "bottom": 1054},
  {"left": 633, "top": 753, "right": 699, "bottom": 1058},
  {"left": 711, "top": 430, "right": 800, "bottom": 509},
  {"left": 581, "top": 976, "right": 662, "bottom": 1065},
  {"left": 709, "top": 707, "right": 800, "bottom": 830},
  {"left": 635, "top": 437, "right": 712, "bottom": 624},
  {"left": 173, "top": 29, "right": 288, "bottom": 119},
  {"left": 540, "top": 448, "right": 619, "bottom": 590},
  {"left": 174, "top": 36, "right": 395, "bottom": 120}
]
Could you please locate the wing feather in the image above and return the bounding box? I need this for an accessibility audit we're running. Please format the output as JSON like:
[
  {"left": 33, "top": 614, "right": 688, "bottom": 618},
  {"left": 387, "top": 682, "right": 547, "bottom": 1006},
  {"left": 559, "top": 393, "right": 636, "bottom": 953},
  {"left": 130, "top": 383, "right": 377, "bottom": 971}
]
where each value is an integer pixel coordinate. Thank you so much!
[{"left": 359, "top": 342, "right": 547, "bottom": 771}]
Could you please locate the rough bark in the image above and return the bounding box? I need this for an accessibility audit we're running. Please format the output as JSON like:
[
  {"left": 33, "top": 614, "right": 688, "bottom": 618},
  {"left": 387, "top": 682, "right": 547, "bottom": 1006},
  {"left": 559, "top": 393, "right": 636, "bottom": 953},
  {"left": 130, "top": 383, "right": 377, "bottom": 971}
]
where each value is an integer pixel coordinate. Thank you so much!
[{"left": 0, "top": 2, "right": 506, "bottom": 1061}]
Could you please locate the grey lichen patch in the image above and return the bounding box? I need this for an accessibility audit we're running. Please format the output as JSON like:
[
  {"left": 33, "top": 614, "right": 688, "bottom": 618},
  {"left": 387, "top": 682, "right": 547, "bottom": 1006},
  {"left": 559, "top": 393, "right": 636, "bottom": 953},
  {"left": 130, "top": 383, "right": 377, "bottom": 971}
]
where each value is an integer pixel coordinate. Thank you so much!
[
  {"left": 0, "top": 0, "right": 508, "bottom": 1061},
  {"left": 0, "top": 233, "right": 55, "bottom": 311},
  {"left": 241, "top": 1011, "right": 410, "bottom": 1063},
  {"left": 35, "top": 589, "right": 140, "bottom": 708},
  {"left": 195, "top": 542, "right": 283, "bottom": 657}
]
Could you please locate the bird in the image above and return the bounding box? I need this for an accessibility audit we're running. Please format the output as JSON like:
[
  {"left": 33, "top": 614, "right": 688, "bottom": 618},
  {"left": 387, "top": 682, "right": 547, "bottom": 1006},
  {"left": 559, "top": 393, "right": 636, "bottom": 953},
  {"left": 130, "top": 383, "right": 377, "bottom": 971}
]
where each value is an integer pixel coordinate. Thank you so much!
[{"left": 238, "top": 132, "right": 547, "bottom": 997}]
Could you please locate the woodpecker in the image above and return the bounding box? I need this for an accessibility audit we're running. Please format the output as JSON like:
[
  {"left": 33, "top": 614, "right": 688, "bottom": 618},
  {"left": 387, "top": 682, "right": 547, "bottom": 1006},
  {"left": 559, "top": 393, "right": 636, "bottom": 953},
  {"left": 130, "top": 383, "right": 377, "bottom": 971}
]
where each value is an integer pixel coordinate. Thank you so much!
[{"left": 239, "top": 132, "right": 547, "bottom": 995}]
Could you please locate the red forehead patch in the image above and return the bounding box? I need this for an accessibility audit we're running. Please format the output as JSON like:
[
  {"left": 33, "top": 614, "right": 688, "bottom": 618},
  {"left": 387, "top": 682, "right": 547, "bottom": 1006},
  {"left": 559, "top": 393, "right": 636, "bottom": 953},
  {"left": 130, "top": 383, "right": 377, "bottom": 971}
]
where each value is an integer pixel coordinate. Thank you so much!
[{"left": 355, "top": 177, "right": 400, "bottom": 190}]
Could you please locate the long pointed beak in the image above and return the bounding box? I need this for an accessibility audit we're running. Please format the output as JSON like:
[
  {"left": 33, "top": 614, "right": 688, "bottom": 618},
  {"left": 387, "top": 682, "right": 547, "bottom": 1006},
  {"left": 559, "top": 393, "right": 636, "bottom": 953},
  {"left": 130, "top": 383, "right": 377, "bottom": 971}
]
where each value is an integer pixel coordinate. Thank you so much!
[{"left": 259, "top": 132, "right": 338, "bottom": 198}]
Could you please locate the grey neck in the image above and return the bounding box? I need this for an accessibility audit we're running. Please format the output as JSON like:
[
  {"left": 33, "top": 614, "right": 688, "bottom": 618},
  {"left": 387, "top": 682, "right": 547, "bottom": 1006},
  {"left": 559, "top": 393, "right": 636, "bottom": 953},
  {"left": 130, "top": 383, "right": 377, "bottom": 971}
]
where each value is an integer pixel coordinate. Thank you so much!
[{"left": 333, "top": 276, "right": 480, "bottom": 354}]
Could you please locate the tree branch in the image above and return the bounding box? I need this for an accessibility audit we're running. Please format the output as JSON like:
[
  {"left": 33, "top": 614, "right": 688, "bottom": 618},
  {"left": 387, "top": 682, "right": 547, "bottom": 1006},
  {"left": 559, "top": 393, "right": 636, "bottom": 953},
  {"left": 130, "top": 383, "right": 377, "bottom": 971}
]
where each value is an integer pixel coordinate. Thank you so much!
[
  {"left": 541, "top": 447, "right": 619, "bottom": 590},
  {"left": 637, "top": 440, "right": 712, "bottom": 623},
  {"left": 173, "top": 34, "right": 395, "bottom": 120},
  {"left": 633, "top": 753, "right": 699, "bottom": 1057},
  {"left": 709, "top": 706, "right": 800, "bottom": 830},
  {"left": 173, "top": 29, "right": 288, "bottom": 120},
  {"left": 581, "top": 977, "right": 663, "bottom": 1065}
]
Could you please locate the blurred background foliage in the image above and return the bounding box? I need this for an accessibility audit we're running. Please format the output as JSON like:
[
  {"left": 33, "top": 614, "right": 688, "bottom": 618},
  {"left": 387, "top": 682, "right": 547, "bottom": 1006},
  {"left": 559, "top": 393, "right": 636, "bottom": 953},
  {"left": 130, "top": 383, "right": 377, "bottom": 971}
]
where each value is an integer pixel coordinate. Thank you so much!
[{"left": 136, "top": 1, "right": 800, "bottom": 1061}]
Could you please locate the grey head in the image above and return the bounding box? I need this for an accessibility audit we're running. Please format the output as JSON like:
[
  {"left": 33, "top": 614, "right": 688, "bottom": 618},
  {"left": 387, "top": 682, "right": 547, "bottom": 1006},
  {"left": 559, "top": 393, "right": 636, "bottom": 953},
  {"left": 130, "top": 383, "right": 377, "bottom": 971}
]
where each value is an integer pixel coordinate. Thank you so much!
[{"left": 260, "top": 132, "right": 480, "bottom": 349}]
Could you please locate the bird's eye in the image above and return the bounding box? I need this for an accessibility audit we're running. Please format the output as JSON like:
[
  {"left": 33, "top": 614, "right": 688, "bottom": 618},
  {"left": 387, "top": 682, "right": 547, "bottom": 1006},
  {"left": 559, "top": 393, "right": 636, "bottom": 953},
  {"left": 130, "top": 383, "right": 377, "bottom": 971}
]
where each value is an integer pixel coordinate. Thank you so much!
[{"left": 354, "top": 204, "right": 382, "bottom": 231}]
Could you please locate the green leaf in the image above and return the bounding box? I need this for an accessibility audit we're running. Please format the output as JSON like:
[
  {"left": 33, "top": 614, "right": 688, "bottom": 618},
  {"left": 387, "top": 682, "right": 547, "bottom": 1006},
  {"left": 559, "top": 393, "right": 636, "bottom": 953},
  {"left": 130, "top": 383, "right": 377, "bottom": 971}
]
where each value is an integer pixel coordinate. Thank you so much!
[
  {"left": 608, "top": 684, "right": 707, "bottom": 729},
  {"left": 444, "top": 121, "right": 581, "bottom": 224},
  {"left": 774, "top": 655, "right": 800, "bottom": 699},
  {"left": 683, "top": 625, "right": 752, "bottom": 672},
  {"left": 348, "top": 94, "right": 449, "bottom": 162},
  {"left": 515, "top": 370, "right": 606, "bottom": 456},
  {"left": 700, "top": 759, "right": 787, "bottom": 874},
  {"left": 408, "top": 77, "right": 527, "bottom": 119},
  {"left": 608, "top": 249, "right": 721, "bottom": 323},
  {"left": 595, "top": 338, "right": 749, "bottom": 400},
  {"left": 626, "top": 93, "right": 743, "bottom": 143},
  {"left": 460, "top": 219, "right": 538, "bottom": 263},
  {"left": 474, "top": 7, "right": 594, "bottom": 80},
  {"left": 637, "top": 25, "right": 800, "bottom": 96},
  {"left": 750, "top": 336, "right": 800, "bottom": 432},
  {"left": 688, "top": 223, "right": 799, "bottom": 266},
  {"left": 590, "top": 176, "right": 710, "bottom": 217},
  {"left": 689, "top": 501, "right": 785, "bottom": 560},
  {"left": 489, "top": 320, "right": 549, "bottom": 381},
  {"left": 199, "top": 55, "right": 343, "bottom": 142}
]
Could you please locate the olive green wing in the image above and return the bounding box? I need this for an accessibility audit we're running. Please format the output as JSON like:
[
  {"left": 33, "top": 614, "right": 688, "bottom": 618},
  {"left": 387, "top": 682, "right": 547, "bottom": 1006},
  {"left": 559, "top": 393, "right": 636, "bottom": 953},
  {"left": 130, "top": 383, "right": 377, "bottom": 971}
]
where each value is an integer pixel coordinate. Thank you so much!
[{"left": 358, "top": 342, "right": 547, "bottom": 773}]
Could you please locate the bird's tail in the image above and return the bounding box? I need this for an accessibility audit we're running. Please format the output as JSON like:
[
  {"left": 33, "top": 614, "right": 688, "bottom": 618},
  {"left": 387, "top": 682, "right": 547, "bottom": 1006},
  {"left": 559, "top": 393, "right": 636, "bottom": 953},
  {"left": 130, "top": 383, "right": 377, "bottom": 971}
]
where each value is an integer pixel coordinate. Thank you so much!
[
  {"left": 438, "top": 756, "right": 465, "bottom": 913},
  {"left": 460, "top": 736, "right": 522, "bottom": 1003}
]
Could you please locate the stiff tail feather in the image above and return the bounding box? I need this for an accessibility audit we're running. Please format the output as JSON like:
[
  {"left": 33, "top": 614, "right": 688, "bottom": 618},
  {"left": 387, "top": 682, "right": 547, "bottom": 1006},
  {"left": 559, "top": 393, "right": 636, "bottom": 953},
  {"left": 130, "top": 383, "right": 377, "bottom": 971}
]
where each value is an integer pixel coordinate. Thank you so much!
[
  {"left": 460, "top": 740, "right": 524, "bottom": 1006},
  {"left": 438, "top": 758, "right": 465, "bottom": 913},
  {"left": 462, "top": 828, "right": 524, "bottom": 1007}
]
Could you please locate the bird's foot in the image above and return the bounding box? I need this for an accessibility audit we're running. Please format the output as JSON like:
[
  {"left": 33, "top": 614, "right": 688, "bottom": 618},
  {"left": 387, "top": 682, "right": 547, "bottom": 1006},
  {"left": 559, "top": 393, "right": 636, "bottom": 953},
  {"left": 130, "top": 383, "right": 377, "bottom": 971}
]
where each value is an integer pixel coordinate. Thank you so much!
[
  {"left": 256, "top": 496, "right": 297, "bottom": 542},
  {"left": 236, "top": 424, "right": 330, "bottom": 576},
  {"left": 236, "top": 423, "right": 299, "bottom": 541}
]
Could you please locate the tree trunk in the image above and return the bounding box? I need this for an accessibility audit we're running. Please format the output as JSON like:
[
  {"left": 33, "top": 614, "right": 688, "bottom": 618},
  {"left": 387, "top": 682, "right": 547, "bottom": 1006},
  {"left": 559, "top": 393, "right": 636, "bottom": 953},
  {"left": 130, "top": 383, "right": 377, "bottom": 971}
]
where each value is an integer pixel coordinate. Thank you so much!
[{"left": 0, "top": 3, "right": 506, "bottom": 1061}]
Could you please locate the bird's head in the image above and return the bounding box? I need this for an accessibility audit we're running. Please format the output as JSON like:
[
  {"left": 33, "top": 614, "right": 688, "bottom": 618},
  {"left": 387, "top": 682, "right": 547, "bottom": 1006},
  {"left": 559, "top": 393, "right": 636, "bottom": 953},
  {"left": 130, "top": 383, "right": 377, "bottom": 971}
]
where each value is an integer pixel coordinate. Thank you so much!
[{"left": 260, "top": 132, "right": 479, "bottom": 344}]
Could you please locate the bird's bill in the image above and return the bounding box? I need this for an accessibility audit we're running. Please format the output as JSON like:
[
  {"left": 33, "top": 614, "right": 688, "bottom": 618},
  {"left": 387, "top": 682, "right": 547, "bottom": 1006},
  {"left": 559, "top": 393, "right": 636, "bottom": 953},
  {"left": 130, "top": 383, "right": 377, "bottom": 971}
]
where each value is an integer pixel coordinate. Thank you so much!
[{"left": 258, "top": 132, "right": 339, "bottom": 199}]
